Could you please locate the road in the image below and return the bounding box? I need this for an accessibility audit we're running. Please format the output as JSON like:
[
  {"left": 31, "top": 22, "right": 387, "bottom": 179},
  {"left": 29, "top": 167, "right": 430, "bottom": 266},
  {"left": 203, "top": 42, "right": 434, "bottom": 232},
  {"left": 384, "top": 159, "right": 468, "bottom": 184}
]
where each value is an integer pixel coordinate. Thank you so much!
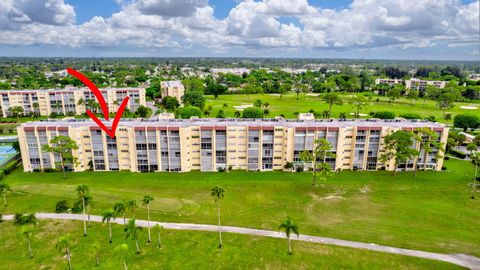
[{"left": 2, "top": 213, "right": 479, "bottom": 269}]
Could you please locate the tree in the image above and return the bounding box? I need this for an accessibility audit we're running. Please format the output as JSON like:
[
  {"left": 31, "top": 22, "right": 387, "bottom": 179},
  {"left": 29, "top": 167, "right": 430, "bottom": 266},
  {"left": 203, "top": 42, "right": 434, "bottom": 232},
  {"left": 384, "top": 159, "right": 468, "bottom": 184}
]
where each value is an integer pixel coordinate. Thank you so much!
[
  {"left": 278, "top": 216, "right": 299, "bottom": 255},
  {"left": 114, "top": 201, "right": 127, "bottom": 228},
  {"left": 142, "top": 195, "right": 154, "bottom": 243},
  {"left": 453, "top": 114, "right": 480, "bottom": 131},
  {"left": 91, "top": 241, "right": 101, "bottom": 267},
  {"left": 175, "top": 105, "right": 202, "bottom": 119},
  {"left": 125, "top": 219, "right": 142, "bottom": 254},
  {"left": 467, "top": 143, "right": 478, "bottom": 199},
  {"left": 211, "top": 185, "right": 225, "bottom": 249},
  {"left": 372, "top": 111, "right": 396, "bottom": 119},
  {"left": 234, "top": 111, "right": 241, "bottom": 118},
  {"left": 380, "top": 131, "right": 419, "bottom": 176},
  {"left": 161, "top": 96, "right": 180, "bottom": 110},
  {"left": 322, "top": 92, "right": 342, "bottom": 118},
  {"left": 126, "top": 199, "right": 138, "bottom": 219},
  {"left": 101, "top": 208, "right": 116, "bottom": 243},
  {"left": 19, "top": 226, "right": 34, "bottom": 259},
  {"left": 154, "top": 224, "right": 162, "bottom": 249},
  {"left": 387, "top": 84, "right": 402, "bottom": 103},
  {"left": 415, "top": 128, "right": 443, "bottom": 175},
  {"left": 436, "top": 91, "right": 457, "bottom": 117},
  {"left": 293, "top": 83, "right": 308, "bottom": 100},
  {"left": 75, "top": 184, "right": 90, "bottom": 236},
  {"left": 242, "top": 83, "right": 262, "bottom": 100},
  {"left": 135, "top": 105, "right": 151, "bottom": 118},
  {"left": 84, "top": 194, "right": 93, "bottom": 227},
  {"left": 351, "top": 95, "right": 367, "bottom": 118},
  {"left": 407, "top": 90, "right": 419, "bottom": 106},
  {"left": 205, "top": 81, "right": 227, "bottom": 99},
  {"left": 182, "top": 91, "right": 205, "bottom": 109},
  {"left": 0, "top": 183, "right": 12, "bottom": 206},
  {"left": 446, "top": 138, "right": 457, "bottom": 154},
  {"left": 242, "top": 107, "right": 264, "bottom": 118},
  {"left": 42, "top": 136, "right": 79, "bottom": 179},
  {"left": 8, "top": 106, "right": 24, "bottom": 121},
  {"left": 278, "top": 83, "right": 292, "bottom": 99},
  {"left": 114, "top": 243, "right": 129, "bottom": 270},
  {"left": 56, "top": 234, "right": 73, "bottom": 270},
  {"left": 299, "top": 139, "right": 334, "bottom": 187}
]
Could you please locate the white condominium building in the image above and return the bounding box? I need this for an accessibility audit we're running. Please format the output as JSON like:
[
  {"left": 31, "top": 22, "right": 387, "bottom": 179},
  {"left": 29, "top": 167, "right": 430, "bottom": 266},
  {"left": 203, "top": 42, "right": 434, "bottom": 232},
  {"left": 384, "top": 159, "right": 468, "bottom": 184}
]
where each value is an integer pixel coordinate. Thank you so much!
[
  {"left": 0, "top": 87, "right": 146, "bottom": 117},
  {"left": 18, "top": 117, "right": 448, "bottom": 173},
  {"left": 375, "top": 78, "right": 447, "bottom": 92},
  {"left": 160, "top": 81, "right": 185, "bottom": 104}
]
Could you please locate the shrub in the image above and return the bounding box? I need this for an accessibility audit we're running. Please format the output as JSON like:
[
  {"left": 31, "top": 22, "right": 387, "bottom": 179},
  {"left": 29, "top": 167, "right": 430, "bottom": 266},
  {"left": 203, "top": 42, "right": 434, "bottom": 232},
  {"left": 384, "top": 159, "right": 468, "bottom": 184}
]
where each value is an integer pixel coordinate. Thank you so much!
[
  {"left": 217, "top": 167, "right": 225, "bottom": 172},
  {"left": 372, "top": 111, "right": 396, "bottom": 119},
  {"left": 449, "top": 148, "right": 467, "bottom": 159},
  {"left": 442, "top": 166, "right": 447, "bottom": 170},
  {"left": 161, "top": 96, "right": 180, "bottom": 110},
  {"left": 444, "top": 156, "right": 450, "bottom": 160},
  {"left": 71, "top": 200, "right": 83, "bottom": 213},
  {"left": 453, "top": 114, "right": 480, "bottom": 131},
  {"left": 14, "top": 213, "right": 37, "bottom": 225},
  {"left": 242, "top": 107, "right": 264, "bottom": 118},
  {"left": 3, "top": 160, "right": 18, "bottom": 175},
  {"left": 426, "top": 116, "right": 437, "bottom": 122},
  {"left": 295, "top": 166, "right": 304, "bottom": 172},
  {"left": 55, "top": 200, "right": 70, "bottom": 213},
  {"left": 175, "top": 105, "right": 203, "bottom": 119},
  {"left": 44, "top": 168, "right": 58, "bottom": 173},
  {"left": 400, "top": 113, "right": 423, "bottom": 119}
]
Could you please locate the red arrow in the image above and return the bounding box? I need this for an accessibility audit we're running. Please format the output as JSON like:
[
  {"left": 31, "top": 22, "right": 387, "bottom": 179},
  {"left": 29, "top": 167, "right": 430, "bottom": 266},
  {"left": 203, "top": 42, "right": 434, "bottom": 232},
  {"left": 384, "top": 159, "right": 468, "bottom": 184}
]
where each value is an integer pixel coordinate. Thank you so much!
[{"left": 67, "top": 68, "right": 130, "bottom": 139}]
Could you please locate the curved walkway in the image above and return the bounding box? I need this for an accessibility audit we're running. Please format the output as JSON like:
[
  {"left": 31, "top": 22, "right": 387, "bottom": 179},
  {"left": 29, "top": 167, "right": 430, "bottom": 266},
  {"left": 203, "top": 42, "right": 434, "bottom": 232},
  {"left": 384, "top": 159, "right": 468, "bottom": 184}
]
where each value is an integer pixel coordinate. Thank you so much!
[{"left": 3, "top": 213, "right": 480, "bottom": 269}]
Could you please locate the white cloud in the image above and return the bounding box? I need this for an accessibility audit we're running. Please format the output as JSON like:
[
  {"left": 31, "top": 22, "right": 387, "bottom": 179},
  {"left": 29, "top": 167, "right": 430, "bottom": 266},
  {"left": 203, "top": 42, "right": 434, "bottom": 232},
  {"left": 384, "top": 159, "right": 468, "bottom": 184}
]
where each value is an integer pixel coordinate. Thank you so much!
[{"left": 0, "top": 0, "right": 477, "bottom": 57}]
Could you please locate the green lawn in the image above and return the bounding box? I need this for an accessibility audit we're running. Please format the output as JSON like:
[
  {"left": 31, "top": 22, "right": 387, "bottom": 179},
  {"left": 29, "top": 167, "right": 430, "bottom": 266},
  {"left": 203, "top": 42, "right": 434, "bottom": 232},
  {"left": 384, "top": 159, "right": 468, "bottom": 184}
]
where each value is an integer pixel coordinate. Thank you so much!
[
  {"left": 0, "top": 220, "right": 460, "bottom": 270},
  {"left": 205, "top": 93, "right": 480, "bottom": 123},
  {"left": 1, "top": 158, "right": 479, "bottom": 262}
]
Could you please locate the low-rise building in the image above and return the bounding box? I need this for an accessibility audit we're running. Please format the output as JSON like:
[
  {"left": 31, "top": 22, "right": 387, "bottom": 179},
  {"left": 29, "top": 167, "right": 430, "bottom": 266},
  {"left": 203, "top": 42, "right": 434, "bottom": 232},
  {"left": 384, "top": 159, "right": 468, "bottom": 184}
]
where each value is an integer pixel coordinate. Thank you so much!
[
  {"left": 18, "top": 118, "right": 448, "bottom": 173},
  {"left": 0, "top": 87, "right": 146, "bottom": 117},
  {"left": 375, "top": 78, "right": 447, "bottom": 92},
  {"left": 160, "top": 81, "right": 185, "bottom": 104}
]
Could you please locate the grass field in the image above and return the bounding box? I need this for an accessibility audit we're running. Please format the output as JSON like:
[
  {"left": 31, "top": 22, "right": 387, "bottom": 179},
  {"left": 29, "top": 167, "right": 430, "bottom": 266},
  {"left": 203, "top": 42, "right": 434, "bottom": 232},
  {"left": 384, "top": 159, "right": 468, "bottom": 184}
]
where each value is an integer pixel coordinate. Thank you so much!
[
  {"left": 0, "top": 220, "right": 461, "bottom": 270},
  {"left": 1, "top": 158, "right": 479, "bottom": 262},
  {"left": 205, "top": 93, "right": 480, "bottom": 122}
]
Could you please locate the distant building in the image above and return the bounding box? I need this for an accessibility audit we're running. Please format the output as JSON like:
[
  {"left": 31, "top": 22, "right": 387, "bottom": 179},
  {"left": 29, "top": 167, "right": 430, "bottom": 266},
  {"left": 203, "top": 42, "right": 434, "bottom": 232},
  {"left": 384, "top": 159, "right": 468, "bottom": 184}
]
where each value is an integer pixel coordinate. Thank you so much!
[
  {"left": 468, "top": 74, "right": 480, "bottom": 81},
  {"left": 160, "top": 81, "right": 185, "bottom": 104},
  {"left": 0, "top": 87, "right": 145, "bottom": 118},
  {"left": 210, "top": 68, "right": 250, "bottom": 78},
  {"left": 375, "top": 78, "right": 447, "bottom": 92}
]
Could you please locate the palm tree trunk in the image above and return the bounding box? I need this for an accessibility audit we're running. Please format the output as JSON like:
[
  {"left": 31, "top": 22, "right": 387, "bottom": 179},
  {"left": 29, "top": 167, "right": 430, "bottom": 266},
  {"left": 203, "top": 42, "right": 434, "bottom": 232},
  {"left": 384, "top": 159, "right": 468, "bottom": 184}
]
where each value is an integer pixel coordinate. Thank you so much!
[
  {"left": 123, "top": 260, "right": 128, "bottom": 270},
  {"left": 157, "top": 228, "right": 162, "bottom": 248},
  {"left": 473, "top": 162, "right": 478, "bottom": 199},
  {"left": 147, "top": 204, "right": 151, "bottom": 243},
  {"left": 312, "top": 157, "right": 318, "bottom": 187},
  {"left": 82, "top": 198, "right": 87, "bottom": 236},
  {"left": 66, "top": 247, "right": 72, "bottom": 270},
  {"left": 27, "top": 238, "right": 33, "bottom": 258},
  {"left": 393, "top": 162, "right": 398, "bottom": 176},
  {"left": 423, "top": 150, "right": 428, "bottom": 171},
  {"left": 61, "top": 160, "right": 66, "bottom": 179},
  {"left": 96, "top": 254, "right": 99, "bottom": 266},
  {"left": 135, "top": 238, "right": 140, "bottom": 254},
  {"left": 288, "top": 237, "right": 292, "bottom": 255},
  {"left": 109, "top": 222, "right": 113, "bottom": 243},
  {"left": 3, "top": 193, "right": 6, "bottom": 206},
  {"left": 413, "top": 158, "right": 418, "bottom": 178},
  {"left": 328, "top": 103, "right": 333, "bottom": 118},
  {"left": 217, "top": 200, "right": 222, "bottom": 248},
  {"left": 88, "top": 206, "right": 91, "bottom": 227}
]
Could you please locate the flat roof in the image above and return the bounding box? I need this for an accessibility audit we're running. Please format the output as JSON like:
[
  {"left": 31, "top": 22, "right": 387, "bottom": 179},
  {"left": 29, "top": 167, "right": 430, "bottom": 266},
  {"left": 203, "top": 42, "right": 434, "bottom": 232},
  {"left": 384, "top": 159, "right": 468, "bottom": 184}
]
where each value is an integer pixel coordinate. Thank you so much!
[
  {"left": 1, "top": 87, "right": 143, "bottom": 93},
  {"left": 161, "top": 81, "right": 183, "bottom": 87},
  {"left": 20, "top": 118, "right": 446, "bottom": 129}
]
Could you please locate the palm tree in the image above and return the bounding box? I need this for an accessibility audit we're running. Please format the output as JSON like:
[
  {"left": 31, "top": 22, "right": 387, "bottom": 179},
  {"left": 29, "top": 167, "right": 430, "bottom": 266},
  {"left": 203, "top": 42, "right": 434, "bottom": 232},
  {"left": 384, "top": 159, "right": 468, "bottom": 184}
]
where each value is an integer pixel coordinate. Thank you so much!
[
  {"left": 142, "top": 195, "right": 154, "bottom": 243},
  {"left": 339, "top": 112, "right": 347, "bottom": 119},
  {"left": 154, "top": 224, "right": 162, "bottom": 249},
  {"left": 278, "top": 216, "right": 299, "bottom": 255},
  {"left": 210, "top": 185, "right": 225, "bottom": 249},
  {"left": 114, "top": 243, "right": 129, "bottom": 270},
  {"left": 263, "top": 102, "right": 270, "bottom": 109},
  {"left": 125, "top": 219, "right": 142, "bottom": 254},
  {"left": 126, "top": 200, "right": 138, "bottom": 219},
  {"left": 467, "top": 143, "right": 478, "bottom": 199},
  {"left": 101, "top": 209, "right": 116, "bottom": 243},
  {"left": 91, "top": 241, "right": 101, "bottom": 266},
  {"left": 0, "top": 183, "right": 12, "bottom": 206},
  {"left": 84, "top": 194, "right": 93, "bottom": 227},
  {"left": 234, "top": 111, "right": 241, "bottom": 118},
  {"left": 75, "top": 184, "right": 90, "bottom": 236},
  {"left": 19, "top": 226, "right": 34, "bottom": 259},
  {"left": 114, "top": 201, "right": 127, "bottom": 228},
  {"left": 56, "top": 234, "right": 73, "bottom": 270}
]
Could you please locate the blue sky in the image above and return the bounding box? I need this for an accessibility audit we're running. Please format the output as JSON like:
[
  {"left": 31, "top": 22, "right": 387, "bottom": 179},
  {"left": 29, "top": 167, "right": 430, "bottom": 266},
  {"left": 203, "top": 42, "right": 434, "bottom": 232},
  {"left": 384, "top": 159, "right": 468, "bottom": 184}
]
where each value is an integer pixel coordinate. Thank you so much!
[{"left": 0, "top": 0, "right": 478, "bottom": 60}]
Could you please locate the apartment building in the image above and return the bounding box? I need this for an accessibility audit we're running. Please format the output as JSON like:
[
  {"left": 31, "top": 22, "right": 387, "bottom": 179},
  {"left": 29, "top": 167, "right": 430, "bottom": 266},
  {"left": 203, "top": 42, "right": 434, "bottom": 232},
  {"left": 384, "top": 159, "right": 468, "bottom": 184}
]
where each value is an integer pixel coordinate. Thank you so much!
[
  {"left": 375, "top": 78, "right": 447, "bottom": 92},
  {"left": 0, "top": 87, "right": 146, "bottom": 117},
  {"left": 18, "top": 117, "right": 448, "bottom": 173},
  {"left": 160, "top": 81, "right": 185, "bottom": 104}
]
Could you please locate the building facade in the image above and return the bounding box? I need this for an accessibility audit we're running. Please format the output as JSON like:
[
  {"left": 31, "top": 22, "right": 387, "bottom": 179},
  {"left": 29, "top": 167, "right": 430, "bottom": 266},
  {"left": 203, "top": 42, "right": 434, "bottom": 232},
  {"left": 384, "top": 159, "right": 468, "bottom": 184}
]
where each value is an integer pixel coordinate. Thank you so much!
[
  {"left": 375, "top": 78, "right": 447, "bottom": 92},
  {"left": 0, "top": 87, "right": 146, "bottom": 117},
  {"left": 160, "top": 81, "right": 185, "bottom": 104},
  {"left": 18, "top": 118, "right": 448, "bottom": 173}
]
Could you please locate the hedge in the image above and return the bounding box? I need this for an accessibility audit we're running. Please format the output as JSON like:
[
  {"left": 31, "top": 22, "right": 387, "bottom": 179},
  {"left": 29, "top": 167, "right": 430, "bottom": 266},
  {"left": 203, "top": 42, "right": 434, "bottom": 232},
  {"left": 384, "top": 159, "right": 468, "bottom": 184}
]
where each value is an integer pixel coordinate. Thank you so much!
[
  {"left": 449, "top": 148, "right": 467, "bottom": 159},
  {"left": 2, "top": 160, "right": 19, "bottom": 175}
]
